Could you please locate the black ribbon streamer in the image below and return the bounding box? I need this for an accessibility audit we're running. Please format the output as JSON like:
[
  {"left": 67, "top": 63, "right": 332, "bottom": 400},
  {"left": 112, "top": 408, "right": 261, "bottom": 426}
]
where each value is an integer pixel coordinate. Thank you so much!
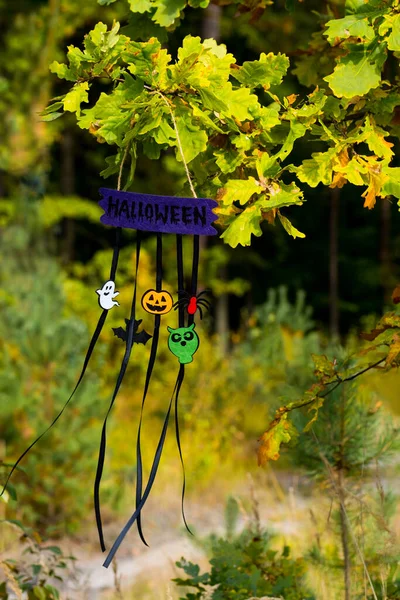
[
  {"left": 175, "top": 234, "right": 199, "bottom": 535},
  {"left": 103, "top": 364, "right": 185, "bottom": 568},
  {"left": 135, "top": 233, "right": 163, "bottom": 546},
  {"left": 94, "top": 232, "right": 141, "bottom": 552},
  {"left": 189, "top": 235, "right": 200, "bottom": 321},
  {"left": 176, "top": 234, "right": 185, "bottom": 328},
  {"left": 174, "top": 364, "right": 191, "bottom": 533},
  {"left": 0, "top": 228, "right": 122, "bottom": 497}
]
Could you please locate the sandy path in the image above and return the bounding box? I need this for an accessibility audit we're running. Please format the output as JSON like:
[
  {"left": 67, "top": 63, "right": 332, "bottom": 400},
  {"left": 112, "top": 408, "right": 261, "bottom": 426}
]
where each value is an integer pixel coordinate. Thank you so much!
[
  {"left": 65, "top": 535, "right": 205, "bottom": 599},
  {"left": 62, "top": 477, "right": 311, "bottom": 599}
]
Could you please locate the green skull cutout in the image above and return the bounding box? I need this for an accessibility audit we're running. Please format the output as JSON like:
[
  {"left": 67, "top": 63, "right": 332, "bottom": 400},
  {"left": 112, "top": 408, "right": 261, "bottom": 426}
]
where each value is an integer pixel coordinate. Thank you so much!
[{"left": 167, "top": 323, "right": 199, "bottom": 364}]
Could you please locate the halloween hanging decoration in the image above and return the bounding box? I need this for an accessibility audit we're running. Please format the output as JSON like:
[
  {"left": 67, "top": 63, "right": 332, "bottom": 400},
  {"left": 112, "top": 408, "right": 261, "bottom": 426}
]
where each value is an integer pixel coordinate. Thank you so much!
[
  {"left": 96, "top": 280, "right": 120, "bottom": 310},
  {"left": 167, "top": 323, "right": 200, "bottom": 364},
  {"left": 100, "top": 188, "right": 217, "bottom": 236},
  {"left": 173, "top": 289, "right": 211, "bottom": 319},
  {"left": 112, "top": 318, "right": 152, "bottom": 345},
  {"left": 141, "top": 289, "right": 174, "bottom": 315},
  {"left": 1, "top": 186, "right": 217, "bottom": 570}
]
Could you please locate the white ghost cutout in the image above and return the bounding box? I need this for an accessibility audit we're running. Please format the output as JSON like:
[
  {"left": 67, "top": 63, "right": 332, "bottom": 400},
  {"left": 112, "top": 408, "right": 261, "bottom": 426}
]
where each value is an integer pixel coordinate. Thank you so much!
[{"left": 96, "top": 280, "right": 120, "bottom": 310}]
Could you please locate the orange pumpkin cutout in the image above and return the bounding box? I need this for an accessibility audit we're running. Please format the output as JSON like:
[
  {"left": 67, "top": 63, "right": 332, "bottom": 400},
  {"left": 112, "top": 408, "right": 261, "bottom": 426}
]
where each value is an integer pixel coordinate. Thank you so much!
[{"left": 141, "top": 289, "right": 173, "bottom": 315}]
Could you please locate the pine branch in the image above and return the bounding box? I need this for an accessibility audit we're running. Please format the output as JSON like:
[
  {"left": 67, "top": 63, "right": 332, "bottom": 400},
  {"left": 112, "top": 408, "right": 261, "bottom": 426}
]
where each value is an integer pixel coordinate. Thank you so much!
[{"left": 277, "top": 357, "right": 386, "bottom": 418}]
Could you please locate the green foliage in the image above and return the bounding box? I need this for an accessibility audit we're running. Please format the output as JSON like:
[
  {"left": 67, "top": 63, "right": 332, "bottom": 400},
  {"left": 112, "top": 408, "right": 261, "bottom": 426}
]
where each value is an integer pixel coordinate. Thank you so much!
[
  {"left": 248, "top": 289, "right": 400, "bottom": 597},
  {"left": 47, "top": 0, "right": 400, "bottom": 247},
  {"left": 174, "top": 526, "right": 314, "bottom": 599},
  {"left": 300, "top": 384, "right": 400, "bottom": 479},
  {"left": 257, "top": 290, "right": 400, "bottom": 465},
  {"left": 0, "top": 196, "right": 102, "bottom": 228},
  {"left": 50, "top": 24, "right": 309, "bottom": 246},
  {"left": 253, "top": 286, "right": 315, "bottom": 332},
  {"left": 0, "top": 520, "right": 75, "bottom": 600},
  {"left": 39, "top": 196, "right": 102, "bottom": 227},
  {"left": 0, "top": 218, "right": 103, "bottom": 534}
]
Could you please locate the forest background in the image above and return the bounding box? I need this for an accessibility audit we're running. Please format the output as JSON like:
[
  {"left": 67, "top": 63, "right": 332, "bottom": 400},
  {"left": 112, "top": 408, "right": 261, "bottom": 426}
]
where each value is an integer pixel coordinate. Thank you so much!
[{"left": 0, "top": 0, "right": 400, "bottom": 598}]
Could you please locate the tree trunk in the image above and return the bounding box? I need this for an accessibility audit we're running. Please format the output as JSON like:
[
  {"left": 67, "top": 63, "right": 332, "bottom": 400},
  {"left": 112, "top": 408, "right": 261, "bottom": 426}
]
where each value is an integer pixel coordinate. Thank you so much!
[
  {"left": 380, "top": 198, "right": 392, "bottom": 303},
  {"left": 61, "top": 130, "right": 75, "bottom": 263},
  {"left": 338, "top": 468, "right": 351, "bottom": 600},
  {"left": 329, "top": 188, "right": 340, "bottom": 340},
  {"left": 202, "top": 4, "right": 228, "bottom": 352},
  {"left": 216, "top": 265, "right": 230, "bottom": 356},
  {"left": 338, "top": 391, "right": 351, "bottom": 600},
  {"left": 202, "top": 3, "right": 222, "bottom": 40}
]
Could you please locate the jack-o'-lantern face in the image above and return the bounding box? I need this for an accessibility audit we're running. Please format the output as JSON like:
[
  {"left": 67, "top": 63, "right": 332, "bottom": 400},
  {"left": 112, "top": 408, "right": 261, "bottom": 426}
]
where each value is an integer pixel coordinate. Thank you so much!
[{"left": 141, "top": 289, "right": 174, "bottom": 315}]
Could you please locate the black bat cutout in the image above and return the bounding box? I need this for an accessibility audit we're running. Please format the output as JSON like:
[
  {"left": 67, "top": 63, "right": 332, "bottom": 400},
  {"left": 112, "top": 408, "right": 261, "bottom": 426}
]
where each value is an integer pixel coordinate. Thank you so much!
[{"left": 113, "top": 319, "right": 152, "bottom": 345}]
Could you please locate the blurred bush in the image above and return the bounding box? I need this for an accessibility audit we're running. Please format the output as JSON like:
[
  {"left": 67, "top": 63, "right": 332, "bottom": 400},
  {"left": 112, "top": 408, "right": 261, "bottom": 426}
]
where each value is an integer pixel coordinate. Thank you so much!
[
  {"left": 0, "top": 520, "right": 76, "bottom": 600},
  {"left": 0, "top": 219, "right": 103, "bottom": 534}
]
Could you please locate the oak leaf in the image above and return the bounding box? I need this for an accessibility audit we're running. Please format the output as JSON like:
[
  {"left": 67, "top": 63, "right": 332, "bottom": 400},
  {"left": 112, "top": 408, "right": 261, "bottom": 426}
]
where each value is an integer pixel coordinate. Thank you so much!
[{"left": 257, "top": 414, "right": 296, "bottom": 465}]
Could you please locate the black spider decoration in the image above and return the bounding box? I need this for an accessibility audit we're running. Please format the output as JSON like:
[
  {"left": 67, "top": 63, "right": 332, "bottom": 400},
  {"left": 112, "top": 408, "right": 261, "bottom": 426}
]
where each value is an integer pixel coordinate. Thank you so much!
[{"left": 173, "top": 289, "right": 211, "bottom": 319}]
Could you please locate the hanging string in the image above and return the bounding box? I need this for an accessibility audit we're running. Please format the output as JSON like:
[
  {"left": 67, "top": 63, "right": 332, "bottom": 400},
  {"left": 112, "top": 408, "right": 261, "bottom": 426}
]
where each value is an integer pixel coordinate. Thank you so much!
[
  {"left": 135, "top": 233, "right": 163, "bottom": 546},
  {"left": 94, "top": 232, "right": 141, "bottom": 552},
  {"left": 155, "top": 92, "right": 197, "bottom": 200}
]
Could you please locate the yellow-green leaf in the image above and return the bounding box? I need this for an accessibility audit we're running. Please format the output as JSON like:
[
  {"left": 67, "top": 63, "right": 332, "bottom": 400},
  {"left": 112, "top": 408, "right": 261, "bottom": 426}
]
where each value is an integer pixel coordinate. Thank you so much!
[
  {"left": 324, "top": 15, "right": 375, "bottom": 45},
  {"left": 296, "top": 148, "right": 337, "bottom": 187},
  {"left": 362, "top": 116, "right": 394, "bottom": 161},
  {"left": 220, "top": 177, "right": 261, "bottom": 205},
  {"left": 324, "top": 45, "right": 384, "bottom": 99},
  {"left": 220, "top": 200, "right": 265, "bottom": 248},
  {"left": 128, "top": 0, "right": 152, "bottom": 12},
  {"left": 231, "top": 52, "right": 289, "bottom": 90},
  {"left": 381, "top": 166, "right": 400, "bottom": 199},
  {"left": 304, "top": 396, "right": 325, "bottom": 432},
  {"left": 63, "top": 82, "right": 89, "bottom": 116},
  {"left": 278, "top": 212, "right": 305, "bottom": 239},
  {"left": 174, "top": 106, "right": 208, "bottom": 163},
  {"left": 153, "top": 0, "right": 186, "bottom": 27},
  {"left": 258, "top": 414, "right": 296, "bottom": 465},
  {"left": 386, "top": 14, "right": 400, "bottom": 51}
]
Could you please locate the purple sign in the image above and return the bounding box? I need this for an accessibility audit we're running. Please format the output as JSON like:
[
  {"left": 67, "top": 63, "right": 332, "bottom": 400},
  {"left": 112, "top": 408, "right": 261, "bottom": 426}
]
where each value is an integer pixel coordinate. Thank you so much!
[{"left": 99, "top": 188, "right": 218, "bottom": 236}]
